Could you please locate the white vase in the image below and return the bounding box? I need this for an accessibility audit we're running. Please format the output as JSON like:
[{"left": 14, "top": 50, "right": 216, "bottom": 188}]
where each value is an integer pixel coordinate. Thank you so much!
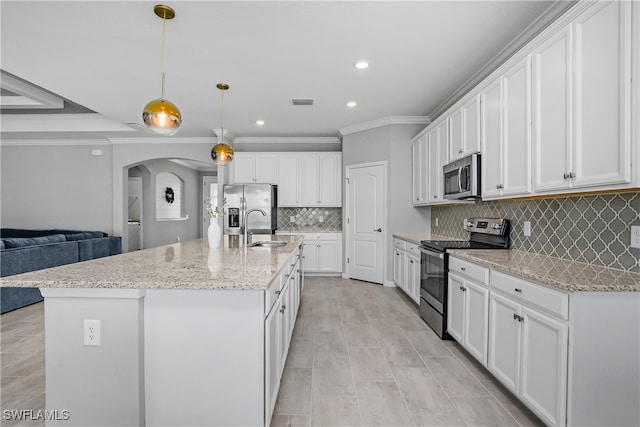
[{"left": 207, "top": 218, "right": 222, "bottom": 249}]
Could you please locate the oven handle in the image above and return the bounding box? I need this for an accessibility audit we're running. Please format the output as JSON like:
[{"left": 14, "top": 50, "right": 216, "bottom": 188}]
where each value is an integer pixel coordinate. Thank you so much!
[
  {"left": 458, "top": 167, "right": 464, "bottom": 193},
  {"left": 419, "top": 247, "right": 445, "bottom": 259}
]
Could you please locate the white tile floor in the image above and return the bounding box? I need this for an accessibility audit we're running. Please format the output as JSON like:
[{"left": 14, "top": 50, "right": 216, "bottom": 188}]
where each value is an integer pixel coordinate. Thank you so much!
[{"left": 0, "top": 276, "right": 544, "bottom": 426}]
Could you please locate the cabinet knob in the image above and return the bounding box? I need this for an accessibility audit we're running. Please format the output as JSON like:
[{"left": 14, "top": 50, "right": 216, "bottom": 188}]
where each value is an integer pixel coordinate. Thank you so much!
[
  {"left": 275, "top": 290, "right": 281, "bottom": 295},
  {"left": 514, "top": 288, "right": 522, "bottom": 293},
  {"left": 410, "top": 260, "right": 414, "bottom": 264},
  {"left": 569, "top": 172, "right": 576, "bottom": 179},
  {"left": 374, "top": 228, "right": 382, "bottom": 232},
  {"left": 563, "top": 173, "right": 570, "bottom": 179},
  {"left": 460, "top": 267, "right": 466, "bottom": 271},
  {"left": 396, "top": 253, "right": 400, "bottom": 256},
  {"left": 434, "top": 195, "right": 438, "bottom": 199},
  {"left": 458, "top": 149, "right": 464, "bottom": 154},
  {"left": 459, "top": 286, "right": 466, "bottom": 292},
  {"left": 513, "top": 313, "right": 524, "bottom": 322},
  {"left": 497, "top": 184, "right": 503, "bottom": 189}
]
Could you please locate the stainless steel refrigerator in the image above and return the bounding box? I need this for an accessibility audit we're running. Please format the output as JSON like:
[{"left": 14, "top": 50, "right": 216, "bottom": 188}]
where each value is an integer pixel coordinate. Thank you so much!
[{"left": 223, "top": 184, "right": 278, "bottom": 235}]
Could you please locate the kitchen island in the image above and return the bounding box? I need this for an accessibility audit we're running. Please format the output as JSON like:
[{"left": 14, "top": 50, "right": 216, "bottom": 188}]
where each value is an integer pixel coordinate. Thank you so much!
[{"left": 0, "top": 234, "right": 305, "bottom": 427}]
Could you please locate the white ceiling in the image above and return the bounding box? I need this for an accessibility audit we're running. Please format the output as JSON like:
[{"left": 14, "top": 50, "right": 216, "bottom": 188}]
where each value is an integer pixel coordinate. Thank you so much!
[{"left": 1, "top": 1, "right": 561, "bottom": 140}]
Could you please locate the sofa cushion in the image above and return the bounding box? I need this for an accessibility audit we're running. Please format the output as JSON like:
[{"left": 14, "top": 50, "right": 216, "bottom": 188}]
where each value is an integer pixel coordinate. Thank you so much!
[
  {"left": 2, "top": 234, "right": 67, "bottom": 249},
  {"left": 64, "top": 231, "right": 105, "bottom": 241}
]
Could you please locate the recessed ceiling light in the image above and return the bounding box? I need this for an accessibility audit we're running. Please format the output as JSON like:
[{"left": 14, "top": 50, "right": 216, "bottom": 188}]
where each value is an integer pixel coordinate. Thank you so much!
[
  {"left": 256, "top": 120, "right": 265, "bottom": 126},
  {"left": 354, "top": 61, "right": 369, "bottom": 70},
  {"left": 346, "top": 101, "right": 357, "bottom": 108}
]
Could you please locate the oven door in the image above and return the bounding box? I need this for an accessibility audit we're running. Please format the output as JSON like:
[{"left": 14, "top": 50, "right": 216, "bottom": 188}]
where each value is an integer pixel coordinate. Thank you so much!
[{"left": 419, "top": 247, "right": 445, "bottom": 313}]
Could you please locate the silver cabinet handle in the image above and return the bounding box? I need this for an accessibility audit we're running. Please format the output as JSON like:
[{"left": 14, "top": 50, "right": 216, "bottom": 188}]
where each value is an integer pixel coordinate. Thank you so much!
[
  {"left": 513, "top": 313, "right": 524, "bottom": 322},
  {"left": 563, "top": 173, "right": 570, "bottom": 179},
  {"left": 374, "top": 228, "right": 382, "bottom": 232},
  {"left": 569, "top": 172, "right": 576, "bottom": 178},
  {"left": 459, "top": 286, "right": 466, "bottom": 292}
]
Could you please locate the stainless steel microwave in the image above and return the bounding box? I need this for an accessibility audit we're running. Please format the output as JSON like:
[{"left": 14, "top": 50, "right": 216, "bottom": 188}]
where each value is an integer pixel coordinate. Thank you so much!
[{"left": 443, "top": 154, "right": 481, "bottom": 200}]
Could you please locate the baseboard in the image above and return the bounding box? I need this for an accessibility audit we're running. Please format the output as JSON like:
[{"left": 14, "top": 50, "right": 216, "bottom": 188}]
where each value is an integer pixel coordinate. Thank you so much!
[
  {"left": 341, "top": 273, "right": 348, "bottom": 279},
  {"left": 383, "top": 280, "right": 397, "bottom": 288}
]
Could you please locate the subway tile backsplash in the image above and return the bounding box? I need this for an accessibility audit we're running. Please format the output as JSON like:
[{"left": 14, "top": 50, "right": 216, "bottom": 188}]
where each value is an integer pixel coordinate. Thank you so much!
[
  {"left": 432, "top": 192, "right": 640, "bottom": 273},
  {"left": 278, "top": 207, "right": 342, "bottom": 231}
]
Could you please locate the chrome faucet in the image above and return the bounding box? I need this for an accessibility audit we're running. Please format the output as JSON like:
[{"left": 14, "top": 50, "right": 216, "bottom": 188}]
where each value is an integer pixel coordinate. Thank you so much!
[{"left": 244, "top": 208, "right": 267, "bottom": 245}]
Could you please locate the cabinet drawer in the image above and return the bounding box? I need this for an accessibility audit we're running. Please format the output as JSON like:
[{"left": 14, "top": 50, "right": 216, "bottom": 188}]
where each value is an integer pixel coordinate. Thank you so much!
[
  {"left": 393, "top": 238, "right": 406, "bottom": 250},
  {"left": 303, "top": 233, "right": 338, "bottom": 241},
  {"left": 406, "top": 242, "right": 420, "bottom": 256},
  {"left": 491, "top": 271, "right": 569, "bottom": 320},
  {"left": 449, "top": 257, "right": 489, "bottom": 285}
]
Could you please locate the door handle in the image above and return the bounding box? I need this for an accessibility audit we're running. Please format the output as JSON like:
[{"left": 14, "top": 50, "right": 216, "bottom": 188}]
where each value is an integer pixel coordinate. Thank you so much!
[{"left": 374, "top": 228, "right": 382, "bottom": 232}]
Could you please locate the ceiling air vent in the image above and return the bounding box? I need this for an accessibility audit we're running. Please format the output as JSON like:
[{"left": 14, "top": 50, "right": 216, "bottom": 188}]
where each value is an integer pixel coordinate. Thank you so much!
[{"left": 290, "top": 98, "right": 314, "bottom": 106}]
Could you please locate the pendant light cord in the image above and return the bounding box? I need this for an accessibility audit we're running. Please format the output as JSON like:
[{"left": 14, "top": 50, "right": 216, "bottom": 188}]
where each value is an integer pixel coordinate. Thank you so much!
[
  {"left": 161, "top": 14, "right": 167, "bottom": 99},
  {"left": 220, "top": 88, "right": 225, "bottom": 139}
]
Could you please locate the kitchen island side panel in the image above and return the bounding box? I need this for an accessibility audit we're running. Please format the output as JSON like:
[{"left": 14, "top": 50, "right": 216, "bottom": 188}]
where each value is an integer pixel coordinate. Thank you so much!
[
  {"left": 567, "top": 292, "right": 640, "bottom": 427},
  {"left": 144, "top": 289, "right": 265, "bottom": 426}
]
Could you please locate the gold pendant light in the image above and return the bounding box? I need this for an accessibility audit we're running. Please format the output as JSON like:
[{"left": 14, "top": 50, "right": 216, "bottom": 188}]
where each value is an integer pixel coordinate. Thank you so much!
[
  {"left": 142, "top": 4, "right": 182, "bottom": 136},
  {"left": 211, "top": 83, "right": 234, "bottom": 165}
]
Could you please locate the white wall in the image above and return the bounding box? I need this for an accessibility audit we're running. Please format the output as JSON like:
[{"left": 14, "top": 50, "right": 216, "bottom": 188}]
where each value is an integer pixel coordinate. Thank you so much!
[
  {"left": 1, "top": 141, "right": 113, "bottom": 232},
  {"left": 342, "top": 123, "right": 431, "bottom": 284}
]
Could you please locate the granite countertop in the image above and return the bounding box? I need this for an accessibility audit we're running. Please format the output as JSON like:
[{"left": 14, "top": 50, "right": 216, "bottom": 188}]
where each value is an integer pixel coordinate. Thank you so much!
[
  {"left": 449, "top": 249, "right": 640, "bottom": 292},
  {"left": 278, "top": 229, "right": 342, "bottom": 233},
  {"left": 393, "top": 233, "right": 463, "bottom": 245},
  {"left": 0, "top": 235, "right": 305, "bottom": 291}
]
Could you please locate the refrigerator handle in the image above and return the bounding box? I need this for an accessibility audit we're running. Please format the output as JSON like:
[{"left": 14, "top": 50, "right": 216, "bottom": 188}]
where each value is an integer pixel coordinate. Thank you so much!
[{"left": 241, "top": 196, "right": 246, "bottom": 234}]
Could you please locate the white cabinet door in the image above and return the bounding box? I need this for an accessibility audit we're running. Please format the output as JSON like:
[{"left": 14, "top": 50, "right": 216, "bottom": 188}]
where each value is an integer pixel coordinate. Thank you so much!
[
  {"left": 426, "top": 121, "right": 449, "bottom": 204},
  {"left": 462, "top": 95, "right": 481, "bottom": 157},
  {"left": 393, "top": 248, "right": 403, "bottom": 287},
  {"left": 303, "top": 242, "right": 319, "bottom": 272},
  {"left": 520, "top": 306, "right": 568, "bottom": 427},
  {"left": 488, "top": 292, "right": 522, "bottom": 394},
  {"left": 447, "top": 273, "right": 465, "bottom": 343},
  {"left": 572, "top": 0, "right": 631, "bottom": 188},
  {"left": 407, "top": 254, "right": 420, "bottom": 303},
  {"left": 300, "top": 155, "right": 319, "bottom": 206},
  {"left": 279, "top": 280, "right": 291, "bottom": 373},
  {"left": 278, "top": 155, "right": 300, "bottom": 206},
  {"left": 449, "top": 108, "right": 464, "bottom": 161},
  {"left": 319, "top": 154, "right": 340, "bottom": 206},
  {"left": 233, "top": 154, "right": 256, "bottom": 184},
  {"left": 317, "top": 241, "right": 338, "bottom": 273},
  {"left": 255, "top": 155, "right": 278, "bottom": 184},
  {"left": 463, "top": 280, "right": 489, "bottom": 365},
  {"left": 532, "top": 25, "right": 572, "bottom": 192},
  {"left": 412, "top": 135, "right": 427, "bottom": 204},
  {"left": 481, "top": 77, "right": 503, "bottom": 199},
  {"left": 264, "top": 300, "right": 281, "bottom": 426},
  {"left": 502, "top": 55, "right": 532, "bottom": 197}
]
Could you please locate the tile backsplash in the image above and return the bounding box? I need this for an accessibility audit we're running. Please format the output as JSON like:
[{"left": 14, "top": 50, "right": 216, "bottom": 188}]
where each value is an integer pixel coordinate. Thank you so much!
[
  {"left": 278, "top": 207, "right": 342, "bottom": 231},
  {"left": 432, "top": 192, "right": 640, "bottom": 273}
]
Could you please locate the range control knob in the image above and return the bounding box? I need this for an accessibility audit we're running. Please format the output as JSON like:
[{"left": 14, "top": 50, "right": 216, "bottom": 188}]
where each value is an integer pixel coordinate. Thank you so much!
[
  {"left": 492, "top": 223, "right": 501, "bottom": 230},
  {"left": 466, "top": 221, "right": 474, "bottom": 228}
]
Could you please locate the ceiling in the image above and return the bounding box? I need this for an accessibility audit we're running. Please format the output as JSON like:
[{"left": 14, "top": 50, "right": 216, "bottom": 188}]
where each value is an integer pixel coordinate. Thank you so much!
[{"left": 1, "top": 1, "right": 562, "bottom": 140}]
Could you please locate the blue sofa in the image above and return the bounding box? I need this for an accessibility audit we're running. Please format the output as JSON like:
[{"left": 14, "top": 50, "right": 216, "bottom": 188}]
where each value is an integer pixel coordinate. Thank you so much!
[{"left": 0, "top": 228, "right": 121, "bottom": 313}]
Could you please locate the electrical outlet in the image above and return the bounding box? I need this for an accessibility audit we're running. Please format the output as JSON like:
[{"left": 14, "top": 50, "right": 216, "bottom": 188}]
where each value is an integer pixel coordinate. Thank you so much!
[
  {"left": 176, "top": 235, "right": 181, "bottom": 242},
  {"left": 435, "top": 217, "right": 439, "bottom": 227},
  {"left": 84, "top": 319, "right": 101, "bottom": 346},
  {"left": 319, "top": 216, "right": 324, "bottom": 223},
  {"left": 523, "top": 221, "right": 532, "bottom": 237},
  {"left": 290, "top": 216, "right": 296, "bottom": 223},
  {"left": 631, "top": 226, "right": 640, "bottom": 249}
]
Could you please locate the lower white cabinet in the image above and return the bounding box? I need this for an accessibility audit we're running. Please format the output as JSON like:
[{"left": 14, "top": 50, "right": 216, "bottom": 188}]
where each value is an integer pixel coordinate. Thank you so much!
[
  {"left": 278, "top": 232, "right": 342, "bottom": 275},
  {"left": 447, "top": 267, "right": 490, "bottom": 365},
  {"left": 488, "top": 273, "right": 568, "bottom": 427},
  {"left": 264, "top": 251, "right": 302, "bottom": 426},
  {"left": 448, "top": 255, "right": 640, "bottom": 427},
  {"left": 392, "top": 238, "right": 420, "bottom": 304}
]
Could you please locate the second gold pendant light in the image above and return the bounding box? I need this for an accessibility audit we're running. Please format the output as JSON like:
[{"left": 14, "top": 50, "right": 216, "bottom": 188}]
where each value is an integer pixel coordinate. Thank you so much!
[{"left": 142, "top": 4, "right": 182, "bottom": 136}]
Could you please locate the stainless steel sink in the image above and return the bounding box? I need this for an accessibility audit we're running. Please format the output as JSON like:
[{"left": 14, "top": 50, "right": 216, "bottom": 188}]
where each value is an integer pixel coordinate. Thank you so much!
[{"left": 250, "top": 240, "right": 287, "bottom": 248}]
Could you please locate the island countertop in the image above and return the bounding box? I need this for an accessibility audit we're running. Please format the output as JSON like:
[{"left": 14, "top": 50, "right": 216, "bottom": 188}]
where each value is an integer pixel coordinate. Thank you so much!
[{"left": 0, "top": 235, "right": 305, "bottom": 291}]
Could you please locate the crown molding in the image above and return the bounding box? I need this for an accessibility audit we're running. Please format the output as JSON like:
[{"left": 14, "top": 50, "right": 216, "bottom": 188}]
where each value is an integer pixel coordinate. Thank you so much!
[
  {"left": 338, "top": 116, "right": 430, "bottom": 137},
  {"left": 1, "top": 113, "right": 134, "bottom": 133},
  {"left": 234, "top": 136, "right": 340, "bottom": 145},
  {"left": 0, "top": 138, "right": 111, "bottom": 146},
  {"left": 211, "top": 128, "right": 236, "bottom": 144},
  {"left": 108, "top": 136, "right": 217, "bottom": 145}
]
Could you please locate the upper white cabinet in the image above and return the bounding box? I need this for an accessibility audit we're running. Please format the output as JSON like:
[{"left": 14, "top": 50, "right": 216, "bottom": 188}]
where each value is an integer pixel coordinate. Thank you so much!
[
  {"left": 411, "top": 119, "right": 449, "bottom": 206},
  {"left": 232, "top": 152, "right": 342, "bottom": 207},
  {"left": 412, "top": 135, "right": 428, "bottom": 205},
  {"left": 300, "top": 154, "right": 342, "bottom": 207},
  {"left": 277, "top": 155, "right": 300, "bottom": 206},
  {"left": 232, "top": 153, "right": 278, "bottom": 184},
  {"left": 481, "top": 56, "right": 532, "bottom": 199},
  {"left": 449, "top": 95, "right": 481, "bottom": 161},
  {"left": 533, "top": 0, "right": 632, "bottom": 193}
]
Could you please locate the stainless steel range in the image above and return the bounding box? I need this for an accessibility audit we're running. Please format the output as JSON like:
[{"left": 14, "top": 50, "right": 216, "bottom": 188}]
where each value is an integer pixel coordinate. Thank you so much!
[{"left": 419, "top": 218, "right": 510, "bottom": 339}]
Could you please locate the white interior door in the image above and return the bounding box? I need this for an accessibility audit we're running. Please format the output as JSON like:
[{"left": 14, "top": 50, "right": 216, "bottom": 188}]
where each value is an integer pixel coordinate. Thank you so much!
[{"left": 346, "top": 162, "right": 385, "bottom": 284}]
